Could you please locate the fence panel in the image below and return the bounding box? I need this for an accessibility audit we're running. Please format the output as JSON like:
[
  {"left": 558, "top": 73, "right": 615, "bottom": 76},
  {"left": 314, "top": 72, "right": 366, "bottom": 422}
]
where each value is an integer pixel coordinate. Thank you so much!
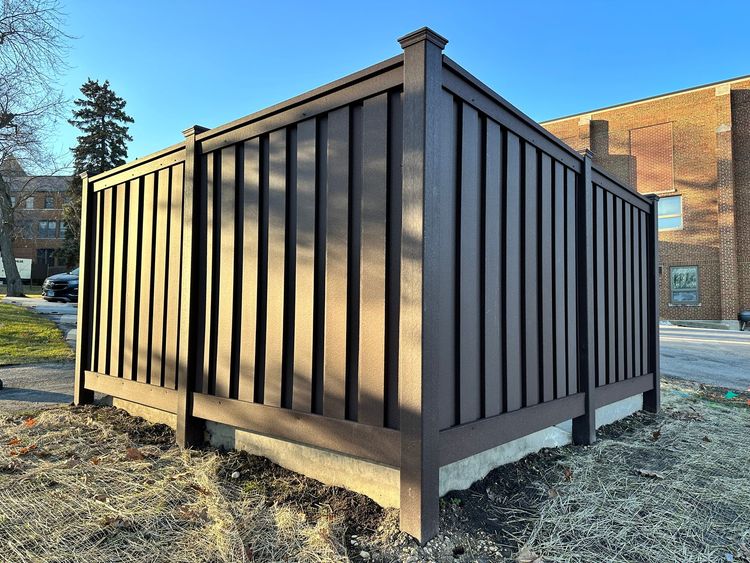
[
  {"left": 190, "top": 70, "right": 404, "bottom": 437},
  {"left": 591, "top": 169, "right": 654, "bottom": 387},
  {"left": 437, "top": 66, "right": 583, "bottom": 432},
  {"left": 82, "top": 146, "right": 187, "bottom": 409}
]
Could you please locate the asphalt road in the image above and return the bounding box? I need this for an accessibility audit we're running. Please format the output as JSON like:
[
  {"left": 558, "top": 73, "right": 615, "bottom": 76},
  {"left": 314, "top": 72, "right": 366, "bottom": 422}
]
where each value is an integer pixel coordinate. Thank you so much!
[
  {"left": 660, "top": 324, "right": 750, "bottom": 391},
  {"left": 0, "top": 362, "right": 74, "bottom": 412}
]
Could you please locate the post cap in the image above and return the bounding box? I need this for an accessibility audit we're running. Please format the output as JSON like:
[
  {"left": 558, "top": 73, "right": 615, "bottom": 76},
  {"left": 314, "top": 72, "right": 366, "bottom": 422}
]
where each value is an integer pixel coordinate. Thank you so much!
[
  {"left": 645, "top": 193, "right": 660, "bottom": 201},
  {"left": 182, "top": 125, "right": 208, "bottom": 138},
  {"left": 79, "top": 171, "right": 88, "bottom": 179},
  {"left": 398, "top": 27, "right": 448, "bottom": 50},
  {"left": 581, "top": 148, "right": 594, "bottom": 160}
]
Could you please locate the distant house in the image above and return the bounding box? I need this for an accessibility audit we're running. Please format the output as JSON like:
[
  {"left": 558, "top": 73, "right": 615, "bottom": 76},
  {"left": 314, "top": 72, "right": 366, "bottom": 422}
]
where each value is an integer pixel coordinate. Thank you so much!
[
  {"left": 1, "top": 156, "right": 73, "bottom": 281},
  {"left": 542, "top": 75, "right": 750, "bottom": 328}
]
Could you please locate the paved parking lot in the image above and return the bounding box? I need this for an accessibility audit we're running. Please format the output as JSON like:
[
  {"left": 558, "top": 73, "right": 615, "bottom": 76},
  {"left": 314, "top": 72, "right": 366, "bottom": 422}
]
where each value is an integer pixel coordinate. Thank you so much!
[{"left": 660, "top": 324, "right": 750, "bottom": 390}]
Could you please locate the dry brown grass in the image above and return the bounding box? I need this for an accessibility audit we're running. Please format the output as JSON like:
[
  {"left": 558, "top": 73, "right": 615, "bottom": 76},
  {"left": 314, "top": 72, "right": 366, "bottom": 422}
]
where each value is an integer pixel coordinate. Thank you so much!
[
  {"left": 509, "top": 380, "right": 750, "bottom": 562},
  {"left": 0, "top": 378, "right": 747, "bottom": 562},
  {"left": 0, "top": 406, "right": 374, "bottom": 562}
]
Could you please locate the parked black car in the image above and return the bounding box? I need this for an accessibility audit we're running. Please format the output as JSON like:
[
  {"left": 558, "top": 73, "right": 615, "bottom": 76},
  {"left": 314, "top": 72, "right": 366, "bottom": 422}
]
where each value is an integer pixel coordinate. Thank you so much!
[{"left": 42, "top": 267, "right": 79, "bottom": 303}]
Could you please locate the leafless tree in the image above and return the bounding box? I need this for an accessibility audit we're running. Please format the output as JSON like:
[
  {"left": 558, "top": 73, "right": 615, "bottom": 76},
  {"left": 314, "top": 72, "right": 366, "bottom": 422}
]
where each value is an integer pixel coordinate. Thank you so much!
[{"left": 0, "top": 0, "right": 70, "bottom": 296}]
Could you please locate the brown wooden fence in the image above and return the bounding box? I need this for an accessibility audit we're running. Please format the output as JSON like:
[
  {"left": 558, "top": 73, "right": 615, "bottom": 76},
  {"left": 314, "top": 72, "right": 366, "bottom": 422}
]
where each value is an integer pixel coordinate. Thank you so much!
[{"left": 74, "top": 27, "right": 660, "bottom": 543}]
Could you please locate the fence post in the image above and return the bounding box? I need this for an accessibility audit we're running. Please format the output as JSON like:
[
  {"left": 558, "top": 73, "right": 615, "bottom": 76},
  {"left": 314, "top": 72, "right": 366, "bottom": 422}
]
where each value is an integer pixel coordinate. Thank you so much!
[
  {"left": 397, "top": 27, "right": 447, "bottom": 544},
  {"left": 643, "top": 195, "right": 660, "bottom": 412},
  {"left": 176, "top": 125, "right": 207, "bottom": 447},
  {"left": 74, "top": 172, "right": 95, "bottom": 405},
  {"left": 572, "top": 151, "right": 596, "bottom": 444}
]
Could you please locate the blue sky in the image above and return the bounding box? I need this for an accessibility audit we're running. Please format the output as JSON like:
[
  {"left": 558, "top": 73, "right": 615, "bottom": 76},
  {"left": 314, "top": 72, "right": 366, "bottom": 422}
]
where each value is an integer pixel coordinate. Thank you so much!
[{"left": 55, "top": 0, "right": 750, "bottom": 167}]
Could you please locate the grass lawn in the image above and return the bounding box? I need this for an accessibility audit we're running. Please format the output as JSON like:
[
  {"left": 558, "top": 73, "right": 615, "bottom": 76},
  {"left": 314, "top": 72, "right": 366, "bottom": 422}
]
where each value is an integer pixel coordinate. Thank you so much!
[{"left": 0, "top": 302, "right": 74, "bottom": 365}]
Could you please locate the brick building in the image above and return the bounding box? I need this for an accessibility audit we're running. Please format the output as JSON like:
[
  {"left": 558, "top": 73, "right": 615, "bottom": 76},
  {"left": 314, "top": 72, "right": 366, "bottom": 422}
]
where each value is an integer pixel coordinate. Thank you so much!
[
  {"left": 542, "top": 75, "right": 750, "bottom": 327},
  {"left": 1, "top": 157, "right": 72, "bottom": 282}
]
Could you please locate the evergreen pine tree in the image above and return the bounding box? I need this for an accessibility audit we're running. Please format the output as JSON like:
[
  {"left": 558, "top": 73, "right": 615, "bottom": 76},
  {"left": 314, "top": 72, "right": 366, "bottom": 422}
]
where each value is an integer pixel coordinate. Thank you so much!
[{"left": 59, "top": 79, "right": 133, "bottom": 265}]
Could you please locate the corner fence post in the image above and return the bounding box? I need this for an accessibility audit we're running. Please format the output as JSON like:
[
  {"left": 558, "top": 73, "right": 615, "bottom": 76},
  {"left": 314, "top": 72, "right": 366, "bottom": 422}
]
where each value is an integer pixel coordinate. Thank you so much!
[
  {"left": 176, "top": 125, "right": 208, "bottom": 447},
  {"left": 572, "top": 151, "right": 596, "bottom": 444},
  {"left": 643, "top": 195, "right": 660, "bottom": 412},
  {"left": 74, "top": 172, "right": 95, "bottom": 405},
  {"left": 398, "top": 27, "right": 447, "bottom": 544}
]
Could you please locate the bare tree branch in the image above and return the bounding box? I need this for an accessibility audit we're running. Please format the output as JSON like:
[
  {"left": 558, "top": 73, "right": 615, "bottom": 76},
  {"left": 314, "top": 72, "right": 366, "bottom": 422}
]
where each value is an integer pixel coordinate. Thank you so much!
[{"left": 0, "top": 0, "right": 69, "bottom": 296}]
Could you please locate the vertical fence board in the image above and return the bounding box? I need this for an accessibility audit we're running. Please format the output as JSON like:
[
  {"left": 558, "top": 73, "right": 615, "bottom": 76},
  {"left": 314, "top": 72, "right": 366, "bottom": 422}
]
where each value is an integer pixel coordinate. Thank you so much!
[
  {"left": 458, "top": 104, "right": 481, "bottom": 423},
  {"left": 385, "top": 91, "right": 403, "bottom": 430},
  {"left": 631, "top": 206, "right": 644, "bottom": 376},
  {"left": 292, "top": 120, "right": 316, "bottom": 412},
  {"left": 606, "top": 191, "right": 616, "bottom": 385},
  {"left": 201, "top": 155, "right": 215, "bottom": 393},
  {"left": 137, "top": 175, "right": 155, "bottom": 383},
  {"left": 483, "top": 119, "right": 502, "bottom": 418},
  {"left": 523, "top": 143, "right": 539, "bottom": 407},
  {"left": 540, "top": 154, "right": 554, "bottom": 401},
  {"left": 312, "top": 118, "right": 327, "bottom": 414},
  {"left": 640, "top": 211, "right": 649, "bottom": 372},
  {"left": 565, "top": 168, "right": 578, "bottom": 394},
  {"left": 615, "top": 198, "right": 625, "bottom": 382},
  {"left": 595, "top": 187, "right": 607, "bottom": 387},
  {"left": 553, "top": 161, "right": 567, "bottom": 398},
  {"left": 123, "top": 180, "right": 140, "bottom": 380},
  {"left": 238, "top": 140, "right": 260, "bottom": 402},
  {"left": 323, "top": 107, "right": 349, "bottom": 419},
  {"left": 164, "top": 164, "right": 184, "bottom": 389},
  {"left": 151, "top": 169, "right": 170, "bottom": 387},
  {"left": 624, "top": 203, "right": 633, "bottom": 379},
  {"left": 90, "top": 193, "right": 102, "bottom": 370},
  {"left": 109, "top": 185, "right": 126, "bottom": 378},
  {"left": 347, "top": 105, "right": 363, "bottom": 419},
  {"left": 215, "top": 147, "right": 237, "bottom": 398},
  {"left": 505, "top": 132, "right": 522, "bottom": 412},
  {"left": 264, "top": 129, "right": 287, "bottom": 407},
  {"left": 97, "top": 189, "right": 113, "bottom": 374},
  {"left": 437, "top": 93, "right": 457, "bottom": 429},
  {"left": 358, "top": 94, "right": 388, "bottom": 426}
]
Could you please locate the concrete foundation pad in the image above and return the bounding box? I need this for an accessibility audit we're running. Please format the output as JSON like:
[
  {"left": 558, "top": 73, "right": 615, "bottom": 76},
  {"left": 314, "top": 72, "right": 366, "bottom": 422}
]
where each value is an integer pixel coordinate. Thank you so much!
[
  {"left": 439, "top": 394, "right": 643, "bottom": 496},
  {"left": 104, "top": 397, "right": 178, "bottom": 429},
  {"left": 104, "top": 393, "right": 643, "bottom": 509},
  {"left": 206, "top": 422, "right": 400, "bottom": 508},
  {"left": 440, "top": 425, "right": 570, "bottom": 496}
]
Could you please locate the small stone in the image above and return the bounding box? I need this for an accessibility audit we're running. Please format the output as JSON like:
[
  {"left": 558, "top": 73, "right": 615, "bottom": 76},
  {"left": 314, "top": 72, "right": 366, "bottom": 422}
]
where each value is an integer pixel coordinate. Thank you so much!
[
  {"left": 359, "top": 550, "right": 371, "bottom": 560},
  {"left": 230, "top": 471, "right": 240, "bottom": 479}
]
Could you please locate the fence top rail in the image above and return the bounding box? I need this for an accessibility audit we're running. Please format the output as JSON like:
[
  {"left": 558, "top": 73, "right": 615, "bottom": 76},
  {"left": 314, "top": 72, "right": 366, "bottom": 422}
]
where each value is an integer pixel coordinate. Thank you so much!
[
  {"left": 88, "top": 141, "right": 186, "bottom": 185},
  {"left": 592, "top": 167, "right": 653, "bottom": 211},
  {"left": 442, "top": 56, "right": 585, "bottom": 167},
  {"left": 442, "top": 55, "right": 651, "bottom": 208},
  {"left": 195, "top": 54, "right": 405, "bottom": 145}
]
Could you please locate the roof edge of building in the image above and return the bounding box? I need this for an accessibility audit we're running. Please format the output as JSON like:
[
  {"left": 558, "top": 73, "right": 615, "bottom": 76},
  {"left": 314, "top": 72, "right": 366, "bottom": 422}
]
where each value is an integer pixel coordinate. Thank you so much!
[{"left": 541, "top": 73, "right": 750, "bottom": 125}]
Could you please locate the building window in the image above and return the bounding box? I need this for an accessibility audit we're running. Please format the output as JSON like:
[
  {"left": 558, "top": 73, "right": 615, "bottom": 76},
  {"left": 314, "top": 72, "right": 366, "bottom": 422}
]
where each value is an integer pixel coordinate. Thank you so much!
[
  {"left": 16, "top": 220, "right": 34, "bottom": 238},
  {"left": 658, "top": 195, "right": 683, "bottom": 231},
  {"left": 10, "top": 196, "right": 16, "bottom": 207},
  {"left": 44, "top": 195, "right": 55, "bottom": 209},
  {"left": 37, "top": 248, "right": 56, "bottom": 266},
  {"left": 39, "top": 220, "right": 57, "bottom": 239},
  {"left": 58, "top": 221, "right": 66, "bottom": 238},
  {"left": 25, "top": 197, "right": 35, "bottom": 209},
  {"left": 629, "top": 122, "right": 674, "bottom": 192},
  {"left": 670, "top": 266, "right": 699, "bottom": 304}
]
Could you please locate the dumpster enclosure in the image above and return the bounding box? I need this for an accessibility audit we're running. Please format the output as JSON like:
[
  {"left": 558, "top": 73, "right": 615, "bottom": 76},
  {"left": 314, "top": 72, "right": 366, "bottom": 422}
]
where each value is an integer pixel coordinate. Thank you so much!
[{"left": 74, "top": 28, "right": 660, "bottom": 542}]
